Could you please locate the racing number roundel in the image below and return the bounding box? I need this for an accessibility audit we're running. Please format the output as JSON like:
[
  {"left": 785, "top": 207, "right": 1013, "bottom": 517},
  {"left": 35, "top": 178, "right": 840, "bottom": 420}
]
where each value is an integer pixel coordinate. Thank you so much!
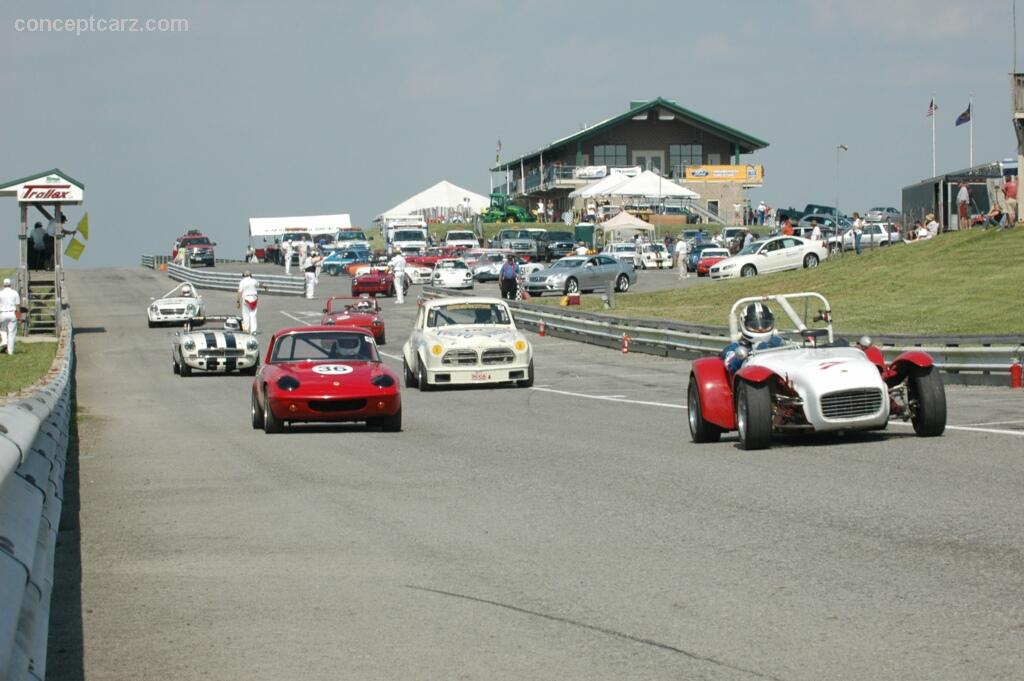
[{"left": 312, "top": 364, "right": 355, "bottom": 375}]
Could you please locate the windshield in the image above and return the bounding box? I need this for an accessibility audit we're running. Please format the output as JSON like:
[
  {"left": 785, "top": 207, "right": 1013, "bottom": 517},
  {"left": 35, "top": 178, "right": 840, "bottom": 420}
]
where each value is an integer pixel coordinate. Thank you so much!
[
  {"left": 550, "top": 258, "right": 584, "bottom": 269},
  {"left": 700, "top": 249, "right": 730, "bottom": 258},
  {"left": 501, "top": 230, "right": 532, "bottom": 239},
  {"left": 427, "top": 302, "right": 512, "bottom": 327},
  {"left": 547, "top": 232, "right": 574, "bottom": 240},
  {"left": 646, "top": 244, "right": 666, "bottom": 253},
  {"left": 281, "top": 234, "right": 307, "bottom": 243},
  {"left": 738, "top": 241, "right": 765, "bottom": 256},
  {"left": 445, "top": 231, "right": 475, "bottom": 240},
  {"left": 336, "top": 231, "right": 367, "bottom": 241},
  {"left": 436, "top": 260, "right": 467, "bottom": 270},
  {"left": 394, "top": 230, "right": 425, "bottom": 241},
  {"left": 271, "top": 331, "right": 378, "bottom": 363},
  {"left": 180, "top": 237, "right": 211, "bottom": 246},
  {"left": 611, "top": 244, "right": 635, "bottom": 252}
]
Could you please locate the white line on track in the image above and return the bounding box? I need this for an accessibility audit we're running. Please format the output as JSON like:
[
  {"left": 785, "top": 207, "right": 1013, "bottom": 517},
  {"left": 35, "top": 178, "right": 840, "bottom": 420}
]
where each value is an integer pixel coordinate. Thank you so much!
[
  {"left": 889, "top": 421, "right": 1024, "bottom": 437},
  {"left": 280, "top": 311, "right": 312, "bottom": 326},
  {"left": 962, "top": 419, "right": 1024, "bottom": 427},
  {"left": 528, "top": 386, "right": 687, "bottom": 410}
]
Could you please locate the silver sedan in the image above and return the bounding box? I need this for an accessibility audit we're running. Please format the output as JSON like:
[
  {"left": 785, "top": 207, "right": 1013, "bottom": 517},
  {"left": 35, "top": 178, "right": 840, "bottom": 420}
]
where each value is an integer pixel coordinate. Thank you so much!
[{"left": 523, "top": 255, "right": 636, "bottom": 296}]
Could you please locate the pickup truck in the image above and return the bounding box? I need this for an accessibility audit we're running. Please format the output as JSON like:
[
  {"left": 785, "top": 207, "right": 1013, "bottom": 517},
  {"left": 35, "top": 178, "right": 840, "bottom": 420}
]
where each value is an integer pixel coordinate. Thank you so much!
[
  {"left": 535, "top": 230, "right": 576, "bottom": 261},
  {"left": 496, "top": 228, "right": 542, "bottom": 259},
  {"left": 390, "top": 228, "right": 429, "bottom": 255}
]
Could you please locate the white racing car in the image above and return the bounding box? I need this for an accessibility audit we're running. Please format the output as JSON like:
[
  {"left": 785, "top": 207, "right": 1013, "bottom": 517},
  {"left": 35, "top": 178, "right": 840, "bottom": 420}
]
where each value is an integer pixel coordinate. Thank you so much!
[
  {"left": 173, "top": 315, "right": 260, "bottom": 376},
  {"left": 405, "top": 265, "right": 434, "bottom": 285},
  {"left": 147, "top": 282, "right": 206, "bottom": 327},
  {"left": 638, "top": 243, "right": 673, "bottom": 269},
  {"left": 402, "top": 297, "right": 533, "bottom": 390},
  {"left": 687, "top": 292, "right": 947, "bottom": 450},
  {"left": 431, "top": 258, "right": 475, "bottom": 289}
]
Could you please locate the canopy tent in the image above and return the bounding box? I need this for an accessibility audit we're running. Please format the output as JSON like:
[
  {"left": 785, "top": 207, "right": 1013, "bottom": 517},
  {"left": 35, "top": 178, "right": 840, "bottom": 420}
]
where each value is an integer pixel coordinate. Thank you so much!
[
  {"left": 379, "top": 180, "right": 489, "bottom": 220},
  {"left": 597, "top": 210, "right": 656, "bottom": 243},
  {"left": 248, "top": 213, "right": 352, "bottom": 238},
  {"left": 600, "top": 170, "right": 700, "bottom": 199},
  {"left": 568, "top": 167, "right": 642, "bottom": 198}
]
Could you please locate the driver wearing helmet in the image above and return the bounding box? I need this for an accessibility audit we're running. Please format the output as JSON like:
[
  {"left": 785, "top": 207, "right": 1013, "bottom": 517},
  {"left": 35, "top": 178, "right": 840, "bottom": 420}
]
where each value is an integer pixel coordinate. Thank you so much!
[
  {"left": 328, "top": 334, "right": 363, "bottom": 360},
  {"left": 180, "top": 284, "right": 194, "bottom": 297},
  {"left": 722, "top": 302, "right": 784, "bottom": 373}
]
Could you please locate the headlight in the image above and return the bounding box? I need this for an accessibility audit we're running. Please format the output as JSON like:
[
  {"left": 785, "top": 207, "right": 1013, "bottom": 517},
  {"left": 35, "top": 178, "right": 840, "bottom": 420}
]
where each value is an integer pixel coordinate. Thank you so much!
[
  {"left": 277, "top": 376, "right": 300, "bottom": 391},
  {"left": 720, "top": 264, "right": 736, "bottom": 271},
  {"left": 149, "top": 304, "right": 158, "bottom": 312},
  {"left": 183, "top": 339, "right": 196, "bottom": 351},
  {"left": 246, "top": 339, "right": 259, "bottom": 351},
  {"left": 371, "top": 374, "right": 395, "bottom": 388},
  {"left": 430, "top": 344, "right": 443, "bottom": 356},
  {"left": 514, "top": 340, "right": 528, "bottom": 352},
  {"left": 186, "top": 304, "right": 196, "bottom": 313}
]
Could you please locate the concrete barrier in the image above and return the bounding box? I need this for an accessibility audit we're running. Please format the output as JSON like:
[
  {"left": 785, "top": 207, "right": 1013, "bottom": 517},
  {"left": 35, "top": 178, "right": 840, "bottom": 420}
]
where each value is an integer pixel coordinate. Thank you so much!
[{"left": 165, "top": 262, "right": 305, "bottom": 296}]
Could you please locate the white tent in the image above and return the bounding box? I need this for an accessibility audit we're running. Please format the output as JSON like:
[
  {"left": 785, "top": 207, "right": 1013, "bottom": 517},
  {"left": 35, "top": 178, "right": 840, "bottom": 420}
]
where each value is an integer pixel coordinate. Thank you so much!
[
  {"left": 597, "top": 210, "right": 656, "bottom": 243},
  {"left": 379, "top": 180, "right": 489, "bottom": 219},
  {"left": 569, "top": 173, "right": 632, "bottom": 199},
  {"left": 248, "top": 213, "right": 351, "bottom": 238},
  {"left": 601, "top": 170, "right": 700, "bottom": 199}
]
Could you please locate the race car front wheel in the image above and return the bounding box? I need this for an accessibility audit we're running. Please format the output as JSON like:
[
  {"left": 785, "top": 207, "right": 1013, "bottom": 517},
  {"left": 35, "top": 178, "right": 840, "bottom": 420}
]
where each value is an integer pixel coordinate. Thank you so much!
[
  {"left": 740, "top": 265, "right": 758, "bottom": 278},
  {"left": 687, "top": 375, "right": 722, "bottom": 443},
  {"left": 736, "top": 380, "right": 771, "bottom": 450},
  {"left": 251, "top": 391, "right": 264, "bottom": 429},
  {"left": 263, "top": 387, "right": 284, "bottom": 433},
  {"left": 909, "top": 366, "right": 946, "bottom": 437},
  {"left": 417, "top": 360, "right": 433, "bottom": 392},
  {"left": 403, "top": 357, "right": 418, "bottom": 388},
  {"left": 370, "top": 407, "right": 402, "bottom": 432},
  {"left": 517, "top": 360, "right": 535, "bottom": 388}
]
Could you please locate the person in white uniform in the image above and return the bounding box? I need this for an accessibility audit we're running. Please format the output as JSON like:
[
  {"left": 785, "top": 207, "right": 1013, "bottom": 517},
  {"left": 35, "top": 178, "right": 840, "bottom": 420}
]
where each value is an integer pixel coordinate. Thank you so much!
[
  {"left": 236, "top": 271, "right": 262, "bottom": 334},
  {"left": 0, "top": 278, "right": 21, "bottom": 355},
  {"left": 674, "top": 237, "right": 690, "bottom": 278},
  {"left": 302, "top": 254, "right": 321, "bottom": 299},
  {"left": 388, "top": 251, "right": 407, "bottom": 304},
  {"left": 281, "top": 239, "right": 294, "bottom": 275}
]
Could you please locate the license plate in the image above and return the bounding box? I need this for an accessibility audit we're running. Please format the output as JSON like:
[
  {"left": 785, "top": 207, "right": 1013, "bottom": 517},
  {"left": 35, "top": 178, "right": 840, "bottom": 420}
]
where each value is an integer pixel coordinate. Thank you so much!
[{"left": 471, "top": 372, "right": 492, "bottom": 381}]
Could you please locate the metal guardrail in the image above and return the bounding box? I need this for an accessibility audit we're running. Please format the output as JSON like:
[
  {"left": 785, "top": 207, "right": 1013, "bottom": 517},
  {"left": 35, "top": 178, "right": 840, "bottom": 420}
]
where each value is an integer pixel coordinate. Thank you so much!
[
  {"left": 165, "top": 262, "right": 305, "bottom": 296},
  {"left": 141, "top": 255, "right": 245, "bottom": 269},
  {"left": 418, "top": 287, "right": 1024, "bottom": 386},
  {"left": 0, "top": 313, "right": 74, "bottom": 680}
]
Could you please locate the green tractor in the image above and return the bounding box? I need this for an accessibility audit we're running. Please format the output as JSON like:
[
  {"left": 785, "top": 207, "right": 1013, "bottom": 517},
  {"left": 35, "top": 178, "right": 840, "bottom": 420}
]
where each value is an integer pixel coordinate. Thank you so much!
[{"left": 480, "top": 192, "right": 536, "bottom": 224}]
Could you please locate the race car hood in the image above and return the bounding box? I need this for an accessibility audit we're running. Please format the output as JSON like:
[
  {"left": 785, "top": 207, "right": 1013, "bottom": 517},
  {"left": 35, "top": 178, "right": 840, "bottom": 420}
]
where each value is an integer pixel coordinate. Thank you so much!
[
  {"left": 156, "top": 296, "right": 202, "bottom": 307},
  {"left": 272, "top": 360, "right": 391, "bottom": 391},
  {"left": 355, "top": 271, "right": 390, "bottom": 283},
  {"left": 426, "top": 325, "right": 522, "bottom": 346},
  {"left": 324, "top": 312, "right": 378, "bottom": 327},
  {"left": 182, "top": 328, "right": 255, "bottom": 350},
  {"left": 748, "top": 345, "right": 885, "bottom": 393}
]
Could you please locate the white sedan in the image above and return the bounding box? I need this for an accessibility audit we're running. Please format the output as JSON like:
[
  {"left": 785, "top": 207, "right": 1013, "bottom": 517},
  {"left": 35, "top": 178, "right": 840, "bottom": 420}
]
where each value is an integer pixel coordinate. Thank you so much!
[
  {"left": 402, "top": 297, "right": 533, "bottom": 390},
  {"left": 431, "top": 258, "right": 475, "bottom": 289},
  {"left": 709, "top": 236, "right": 827, "bottom": 279},
  {"left": 601, "top": 242, "right": 642, "bottom": 268},
  {"left": 147, "top": 282, "right": 206, "bottom": 327}
]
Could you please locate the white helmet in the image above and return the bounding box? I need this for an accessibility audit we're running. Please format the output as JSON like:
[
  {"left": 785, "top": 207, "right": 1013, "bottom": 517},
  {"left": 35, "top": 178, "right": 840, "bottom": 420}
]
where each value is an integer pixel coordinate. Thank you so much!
[
  {"left": 224, "top": 317, "right": 241, "bottom": 331},
  {"left": 740, "top": 302, "right": 775, "bottom": 345},
  {"left": 180, "top": 284, "right": 192, "bottom": 296}
]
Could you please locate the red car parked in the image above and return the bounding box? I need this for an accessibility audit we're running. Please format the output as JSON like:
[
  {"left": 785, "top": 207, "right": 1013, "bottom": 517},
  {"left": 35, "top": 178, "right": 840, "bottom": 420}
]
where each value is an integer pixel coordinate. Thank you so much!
[
  {"left": 404, "top": 246, "right": 463, "bottom": 268},
  {"left": 251, "top": 327, "right": 401, "bottom": 433},
  {"left": 351, "top": 267, "right": 410, "bottom": 297},
  {"left": 695, "top": 247, "right": 732, "bottom": 277},
  {"left": 321, "top": 296, "right": 387, "bottom": 345}
]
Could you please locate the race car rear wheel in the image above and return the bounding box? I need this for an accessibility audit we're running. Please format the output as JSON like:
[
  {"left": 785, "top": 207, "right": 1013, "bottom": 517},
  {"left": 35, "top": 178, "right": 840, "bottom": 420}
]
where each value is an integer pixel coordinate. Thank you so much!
[
  {"left": 615, "top": 274, "right": 630, "bottom": 292},
  {"left": 262, "top": 387, "right": 283, "bottom": 433},
  {"left": 517, "top": 360, "right": 535, "bottom": 388},
  {"left": 740, "top": 265, "right": 758, "bottom": 278},
  {"left": 251, "top": 390, "right": 264, "bottom": 429},
  {"left": 909, "top": 366, "right": 946, "bottom": 436},
  {"left": 736, "top": 381, "right": 772, "bottom": 450},
  {"left": 687, "top": 375, "right": 722, "bottom": 443},
  {"left": 403, "top": 357, "right": 418, "bottom": 388},
  {"left": 378, "top": 331, "right": 386, "bottom": 346}
]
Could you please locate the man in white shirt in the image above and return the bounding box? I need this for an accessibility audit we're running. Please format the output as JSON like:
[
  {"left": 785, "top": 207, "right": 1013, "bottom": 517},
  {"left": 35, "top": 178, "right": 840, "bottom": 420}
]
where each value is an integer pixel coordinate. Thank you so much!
[
  {"left": 575, "top": 242, "right": 589, "bottom": 256},
  {"left": 302, "top": 254, "right": 320, "bottom": 300},
  {"left": 0, "top": 278, "right": 21, "bottom": 355},
  {"left": 236, "top": 271, "right": 262, "bottom": 333},
  {"left": 810, "top": 220, "right": 822, "bottom": 242},
  {"left": 956, "top": 183, "right": 970, "bottom": 230},
  {"left": 281, "top": 239, "right": 293, "bottom": 275},
  {"left": 388, "top": 251, "right": 407, "bottom": 304},
  {"left": 674, "top": 237, "right": 690, "bottom": 279},
  {"left": 925, "top": 213, "right": 940, "bottom": 237}
]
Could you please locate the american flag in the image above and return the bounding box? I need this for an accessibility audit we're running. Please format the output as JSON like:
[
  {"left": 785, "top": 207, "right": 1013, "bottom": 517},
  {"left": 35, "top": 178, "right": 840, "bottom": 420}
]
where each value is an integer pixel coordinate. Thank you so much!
[
  {"left": 496, "top": 139, "right": 502, "bottom": 163},
  {"left": 926, "top": 99, "right": 938, "bottom": 117}
]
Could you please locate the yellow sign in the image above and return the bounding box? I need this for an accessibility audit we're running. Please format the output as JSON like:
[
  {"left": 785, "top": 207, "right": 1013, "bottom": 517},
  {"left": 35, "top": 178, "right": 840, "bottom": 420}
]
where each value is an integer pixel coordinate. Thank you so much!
[
  {"left": 77, "top": 212, "right": 89, "bottom": 240},
  {"left": 684, "top": 164, "right": 764, "bottom": 184},
  {"left": 64, "top": 237, "right": 86, "bottom": 260}
]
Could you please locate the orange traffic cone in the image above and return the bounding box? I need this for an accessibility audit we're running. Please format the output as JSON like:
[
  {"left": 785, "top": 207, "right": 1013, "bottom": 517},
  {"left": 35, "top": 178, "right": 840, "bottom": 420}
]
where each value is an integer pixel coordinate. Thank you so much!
[
  {"left": 1012, "top": 359, "right": 1023, "bottom": 389},
  {"left": 621, "top": 333, "right": 631, "bottom": 354},
  {"left": 538, "top": 320, "right": 546, "bottom": 336}
]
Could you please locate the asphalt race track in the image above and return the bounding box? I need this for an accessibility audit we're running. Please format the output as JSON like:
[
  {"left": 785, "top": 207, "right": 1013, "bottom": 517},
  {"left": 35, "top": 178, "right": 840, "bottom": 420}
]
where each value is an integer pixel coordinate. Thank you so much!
[{"left": 50, "top": 266, "right": 1024, "bottom": 681}]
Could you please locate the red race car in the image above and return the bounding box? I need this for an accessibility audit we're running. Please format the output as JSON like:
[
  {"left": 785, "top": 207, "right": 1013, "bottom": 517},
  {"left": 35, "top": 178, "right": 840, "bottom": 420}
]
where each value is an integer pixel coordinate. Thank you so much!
[
  {"left": 405, "top": 246, "right": 463, "bottom": 268},
  {"left": 694, "top": 247, "right": 732, "bottom": 276},
  {"left": 251, "top": 326, "right": 401, "bottom": 433},
  {"left": 321, "top": 295, "right": 387, "bottom": 345},
  {"left": 351, "top": 266, "right": 410, "bottom": 297}
]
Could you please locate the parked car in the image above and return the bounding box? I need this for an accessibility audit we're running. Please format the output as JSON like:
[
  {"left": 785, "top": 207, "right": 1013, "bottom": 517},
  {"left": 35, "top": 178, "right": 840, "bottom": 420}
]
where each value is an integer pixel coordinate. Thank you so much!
[
  {"left": 442, "top": 230, "right": 479, "bottom": 250},
  {"left": 535, "top": 230, "right": 576, "bottom": 262},
  {"left": 401, "top": 297, "right": 533, "bottom": 390},
  {"left": 864, "top": 206, "right": 901, "bottom": 223},
  {"left": 685, "top": 242, "right": 721, "bottom": 271},
  {"left": 686, "top": 292, "right": 946, "bottom": 449},
  {"left": 718, "top": 227, "right": 747, "bottom": 253},
  {"left": 638, "top": 243, "right": 673, "bottom": 269},
  {"left": 431, "top": 258, "right": 475, "bottom": 289},
  {"left": 322, "top": 248, "right": 371, "bottom": 276},
  {"left": 251, "top": 327, "right": 401, "bottom": 433},
  {"left": 321, "top": 296, "right": 386, "bottom": 345},
  {"left": 841, "top": 222, "right": 892, "bottom": 250},
  {"left": 496, "top": 228, "right": 542, "bottom": 259},
  {"left": 695, "top": 247, "right": 732, "bottom": 276},
  {"left": 173, "top": 315, "right": 258, "bottom": 376},
  {"left": 709, "top": 236, "right": 827, "bottom": 279},
  {"left": 523, "top": 255, "right": 636, "bottom": 296},
  {"left": 601, "top": 242, "right": 642, "bottom": 268},
  {"left": 174, "top": 233, "right": 216, "bottom": 267}
]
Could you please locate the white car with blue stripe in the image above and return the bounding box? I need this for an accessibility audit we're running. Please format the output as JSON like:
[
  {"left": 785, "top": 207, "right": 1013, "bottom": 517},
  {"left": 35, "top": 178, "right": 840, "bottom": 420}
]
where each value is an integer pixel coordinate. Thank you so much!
[{"left": 173, "top": 316, "right": 260, "bottom": 376}]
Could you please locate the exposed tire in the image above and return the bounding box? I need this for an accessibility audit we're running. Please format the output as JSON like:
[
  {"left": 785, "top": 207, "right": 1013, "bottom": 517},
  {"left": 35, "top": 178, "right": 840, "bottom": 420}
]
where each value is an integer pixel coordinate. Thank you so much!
[
  {"left": 262, "top": 387, "right": 283, "bottom": 433},
  {"left": 326, "top": 265, "right": 339, "bottom": 276},
  {"left": 687, "top": 375, "right": 722, "bottom": 443},
  {"left": 375, "top": 407, "right": 402, "bottom": 432},
  {"left": 736, "top": 381, "right": 772, "bottom": 450},
  {"left": 615, "top": 274, "right": 630, "bottom": 292},
  {"left": 378, "top": 331, "right": 386, "bottom": 346},
  {"left": 417, "top": 359, "right": 433, "bottom": 392},
  {"left": 148, "top": 320, "right": 155, "bottom": 328},
  {"left": 404, "top": 357, "right": 418, "bottom": 388},
  {"left": 518, "top": 360, "right": 535, "bottom": 388},
  {"left": 909, "top": 366, "right": 946, "bottom": 436},
  {"left": 803, "top": 253, "right": 819, "bottom": 268},
  {"left": 564, "top": 277, "right": 580, "bottom": 294},
  {"left": 172, "top": 359, "right": 180, "bottom": 375},
  {"left": 740, "top": 264, "right": 758, "bottom": 278},
  {"left": 251, "top": 390, "right": 264, "bottom": 429},
  {"left": 179, "top": 355, "right": 192, "bottom": 377}
]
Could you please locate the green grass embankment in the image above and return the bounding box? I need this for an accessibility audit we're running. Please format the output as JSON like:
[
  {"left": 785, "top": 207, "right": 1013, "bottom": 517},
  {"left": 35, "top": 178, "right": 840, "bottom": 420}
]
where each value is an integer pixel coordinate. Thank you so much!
[
  {"left": 535, "top": 228, "right": 1024, "bottom": 336},
  {"left": 0, "top": 341, "right": 58, "bottom": 395}
]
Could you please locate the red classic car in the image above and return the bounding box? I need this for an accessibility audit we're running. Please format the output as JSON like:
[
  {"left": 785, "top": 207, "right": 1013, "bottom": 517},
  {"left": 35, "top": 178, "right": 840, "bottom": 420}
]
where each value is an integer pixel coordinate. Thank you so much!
[
  {"left": 695, "top": 247, "right": 732, "bottom": 276},
  {"left": 351, "top": 266, "right": 410, "bottom": 297},
  {"left": 404, "top": 246, "right": 463, "bottom": 268},
  {"left": 321, "top": 296, "right": 387, "bottom": 345},
  {"left": 251, "top": 326, "right": 401, "bottom": 433}
]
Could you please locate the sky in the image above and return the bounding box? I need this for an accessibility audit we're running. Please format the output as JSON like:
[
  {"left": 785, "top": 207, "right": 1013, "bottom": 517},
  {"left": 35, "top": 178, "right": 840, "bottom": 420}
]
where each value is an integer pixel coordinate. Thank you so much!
[{"left": 0, "top": 0, "right": 1019, "bottom": 266}]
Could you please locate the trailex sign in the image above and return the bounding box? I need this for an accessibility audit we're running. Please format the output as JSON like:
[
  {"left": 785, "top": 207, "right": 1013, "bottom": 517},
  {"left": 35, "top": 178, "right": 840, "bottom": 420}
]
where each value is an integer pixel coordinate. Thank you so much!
[{"left": 0, "top": 169, "right": 85, "bottom": 203}]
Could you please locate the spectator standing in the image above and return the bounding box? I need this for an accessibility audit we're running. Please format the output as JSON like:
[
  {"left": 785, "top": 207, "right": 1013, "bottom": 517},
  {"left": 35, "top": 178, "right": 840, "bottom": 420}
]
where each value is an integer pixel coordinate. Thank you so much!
[
  {"left": 810, "top": 220, "right": 822, "bottom": 242},
  {"left": 236, "top": 270, "right": 262, "bottom": 334},
  {"left": 781, "top": 218, "right": 795, "bottom": 236},
  {"left": 732, "top": 202, "right": 743, "bottom": 224},
  {"left": 30, "top": 222, "right": 46, "bottom": 270},
  {"left": 388, "top": 251, "right": 407, "bottom": 304},
  {"left": 956, "top": 182, "right": 970, "bottom": 230},
  {"left": 1002, "top": 175, "right": 1017, "bottom": 226},
  {"left": 296, "top": 237, "right": 308, "bottom": 268},
  {"left": 0, "top": 278, "right": 20, "bottom": 355},
  {"left": 675, "top": 237, "right": 690, "bottom": 279},
  {"left": 756, "top": 201, "right": 766, "bottom": 225},
  {"left": 498, "top": 254, "right": 520, "bottom": 300},
  {"left": 851, "top": 212, "right": 865, "bottom": 254},
  {"left": 575, "top": 242, "right": 589, "bottom": 256},
  {"left": 282, "top": 239, "right": 294, "bottom": 275},
  {"left": 302, "top": 253, "right": 319, "bottom": 300},
  {"left": 743, "top": 230, "right": 755, "bottom": 249}
]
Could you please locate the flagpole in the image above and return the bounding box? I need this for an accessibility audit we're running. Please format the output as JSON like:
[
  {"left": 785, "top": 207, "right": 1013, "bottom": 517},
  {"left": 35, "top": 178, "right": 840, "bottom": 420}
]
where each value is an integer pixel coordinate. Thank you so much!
[
  {"left": 932, "top": 96, "right": 937, "bottom": 177},
  {"left": 969, "top": 95, "right": 974, "bottom": 167}
]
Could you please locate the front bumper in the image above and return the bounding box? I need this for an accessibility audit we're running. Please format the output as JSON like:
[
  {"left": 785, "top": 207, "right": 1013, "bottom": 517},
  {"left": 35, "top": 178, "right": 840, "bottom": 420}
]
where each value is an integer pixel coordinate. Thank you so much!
[
  {"left": 424, "top": 364, "right": 530, "bottom": 386},
  {"left": 182, "top": 355, "right": 257, "bottom": 372},
  {"left": 524, "top": 279, "right": 564, "bottom": 294},
  {"left": 268, "top": 392, "right": 401, "bottom": 422}
]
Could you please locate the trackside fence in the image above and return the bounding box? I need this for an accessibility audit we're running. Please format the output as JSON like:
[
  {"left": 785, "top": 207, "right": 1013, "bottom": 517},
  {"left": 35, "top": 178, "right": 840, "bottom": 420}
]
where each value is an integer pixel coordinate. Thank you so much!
[
  {"left": 0, "top": 314, "right": 74, "bottom": 680},
  {"left": 418, "top": 287, "right": 1023, "bottom": 387},
  {"left": 163, "top": 262, "right": 305, "bottom": 296}
]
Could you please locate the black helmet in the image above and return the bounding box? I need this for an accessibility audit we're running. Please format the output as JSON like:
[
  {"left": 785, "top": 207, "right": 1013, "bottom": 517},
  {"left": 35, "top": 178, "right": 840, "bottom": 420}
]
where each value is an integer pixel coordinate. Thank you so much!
[{"left": 741, "top": 302, "right": 775, "bottom": 344}]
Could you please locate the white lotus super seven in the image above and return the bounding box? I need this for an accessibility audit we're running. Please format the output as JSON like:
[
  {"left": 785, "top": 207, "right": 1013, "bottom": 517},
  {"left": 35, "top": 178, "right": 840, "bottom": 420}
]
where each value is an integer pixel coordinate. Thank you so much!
[
  {"left": 402, "top": 297, "right": 533, "bottom": 390},
  {"left": 147, "top": 282, "right": 205, "bottom": 327},
  {"left": 687, "top": 292, "right": 947, "bottom": 450},
  {"left": 173, "top": 315, "right": 259, "bottom": 376}
]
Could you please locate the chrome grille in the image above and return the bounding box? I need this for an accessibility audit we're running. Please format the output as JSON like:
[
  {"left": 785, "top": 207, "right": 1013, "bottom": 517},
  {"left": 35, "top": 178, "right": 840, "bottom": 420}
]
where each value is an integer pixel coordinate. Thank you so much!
[
  {"left": 159, "top": 307, "right": 185, "bottom": 315},
  {"left": 442, "top": 350, "right": 478, "bottom": 366},
  {"left": 481, "top": 348, "right": 515, "bottom": 365},
  {"left": 198, "top": 348, "right": 245, "bottom": 357},
  {"left": 820, "top": 389, "right": 884, "bottom": 419}
]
